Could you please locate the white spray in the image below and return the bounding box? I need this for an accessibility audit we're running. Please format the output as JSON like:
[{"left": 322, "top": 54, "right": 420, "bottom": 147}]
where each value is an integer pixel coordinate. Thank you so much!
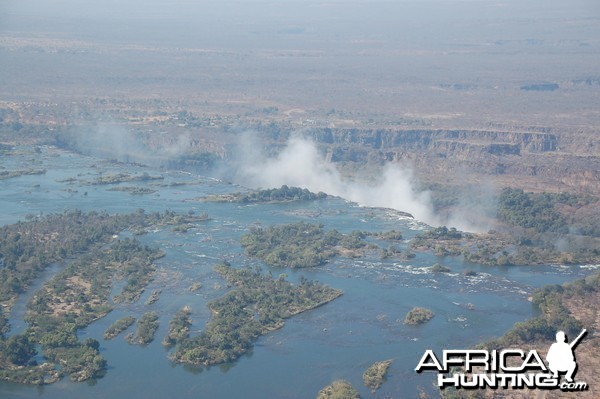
[{"left": 233, "top": 133, "right": 438, "bottom": 226}]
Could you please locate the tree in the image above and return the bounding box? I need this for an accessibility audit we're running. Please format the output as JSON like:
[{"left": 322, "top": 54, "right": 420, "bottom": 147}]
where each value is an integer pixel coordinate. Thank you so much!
[
  {"left": 84, "top": 338, "right": 100, "bottom": 351},
  {"left": 0, "top": 308, "right": 8, "bottom": 338},
  {"left": 4, "top": 334, "right": 37, "bottom": 365}
]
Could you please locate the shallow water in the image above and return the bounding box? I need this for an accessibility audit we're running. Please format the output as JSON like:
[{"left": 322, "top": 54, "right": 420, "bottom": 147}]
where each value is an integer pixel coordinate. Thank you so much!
[{"left": 0, "top": 146, "right": 596, "bottom": 398}]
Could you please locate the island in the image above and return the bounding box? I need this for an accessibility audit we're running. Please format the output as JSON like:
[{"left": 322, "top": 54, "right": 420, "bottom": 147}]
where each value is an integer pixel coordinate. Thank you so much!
[
  {"left": 0, "top": 209, "right": 207, "bottom": 385},
  {"left": 172, "top": 262, "right": 342, "bottom": 366},
  {"left": 363, "top": 360, "right": 392, "bottom": 392},
  {"left": 89, "top": 172, "right": 164, "bottom": 185},
  {"left": 127, "top": 312, "right": 160, "bottom": 345},
  {"left": 317, "top": 380, "right": 361, "bottom": 399},
  {"left": 240, "top": 222, "right": 369, "bottom": 268},
  {"left": 404, "top": 307, "right": 434, "bottom": 325},
  {"left": 104, "top": 316, "right": 136, "bottom": 340},
  {"left": 0, "top": 168, "right": 46, "bottom": 180},
  {"left": 162, "top": 306, "right": 192, "bottom": 347},
  {"left": 201, "top": 185, "right": 328, "bottom": 204}
]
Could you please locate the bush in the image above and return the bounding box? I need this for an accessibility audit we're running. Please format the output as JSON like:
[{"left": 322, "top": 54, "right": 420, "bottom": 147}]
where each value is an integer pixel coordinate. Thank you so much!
[
  {"left": 363, "top": 360, "right": 392, "bottom": 392},
  {"left": 317, "top": 380, "right": 361, "bottom": 399},
  {"left": 404, "top": 307, "right": 434, "bottom": 325}
]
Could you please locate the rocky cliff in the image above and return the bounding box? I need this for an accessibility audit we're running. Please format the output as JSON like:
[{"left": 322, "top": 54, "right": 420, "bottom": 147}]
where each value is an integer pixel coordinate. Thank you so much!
[{"left": 293, "top": 127, "right": 599, "bottom": 195}]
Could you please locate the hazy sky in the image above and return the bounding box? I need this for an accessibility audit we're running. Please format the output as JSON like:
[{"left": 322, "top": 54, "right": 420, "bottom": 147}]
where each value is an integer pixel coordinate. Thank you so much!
[
  {"left": 1, "top": 0, "right": 599, "bottom": 125},
  {"left": 2, "top": 0, "right": 599, "bottom": 50}
]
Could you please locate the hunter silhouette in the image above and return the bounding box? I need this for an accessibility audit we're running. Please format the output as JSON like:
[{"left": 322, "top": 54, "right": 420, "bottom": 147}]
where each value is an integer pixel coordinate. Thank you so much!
[{"left": 546, "top": 329, "right": 586, "bottom": 383}]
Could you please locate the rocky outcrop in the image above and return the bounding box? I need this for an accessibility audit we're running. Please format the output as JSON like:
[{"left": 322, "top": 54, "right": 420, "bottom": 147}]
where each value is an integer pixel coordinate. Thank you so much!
[
  {"left": 297, "top": 127, "right": 598, "bottom": 195},
  {"left": 305, "top": 128, "right": 558, "bottom": 154}
]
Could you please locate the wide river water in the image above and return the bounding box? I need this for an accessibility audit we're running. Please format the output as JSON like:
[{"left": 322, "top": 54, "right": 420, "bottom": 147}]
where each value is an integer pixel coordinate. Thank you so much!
[{"left": 0, "top": 145, "right": 597, "bottom": 398}]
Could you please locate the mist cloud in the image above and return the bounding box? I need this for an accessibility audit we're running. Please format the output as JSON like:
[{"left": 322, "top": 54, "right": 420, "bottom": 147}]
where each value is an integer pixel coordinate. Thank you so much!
[
  {"left": 61, "top": 123, "right": 191, "bottom": 166},
  {"left": 232, "top": 132, "right": 438, "bottom": 226}
]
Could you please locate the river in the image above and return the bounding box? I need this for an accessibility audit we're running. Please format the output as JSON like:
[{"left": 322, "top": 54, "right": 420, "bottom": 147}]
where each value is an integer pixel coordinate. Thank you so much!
[{"left": 0, "top": 145, "right": 596, "bottom": 398}]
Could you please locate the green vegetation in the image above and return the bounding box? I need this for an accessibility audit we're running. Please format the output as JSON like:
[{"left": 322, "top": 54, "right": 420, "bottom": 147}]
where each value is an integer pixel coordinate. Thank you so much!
[
  {"left": 410, "top": 226, "right": 465, "bottom": 258},
  {"left": 0, "top": 169, "right": 46, "bottom": 180},
  {"left": 169, "top": 151, "right": 219, "bottom": 170},
  {"left": 19, "top": 238, "right": 162, "bottom": 382},
  {"left": 430, "top": 263, "right": 451, "bottom": 273},
  {"left": 0, "top": 209, "right": 202, "bottom": 309},
  {"left": 486, "top": 278, "right": 594, "bottom": 347},
  {"left": 0, "top": 335, "right": 37, "bottom": 366},
  {"left": 403, "top": 307, "right": 434, "bottom": 325},
  {"left": 377, "top": 232, "right": 419, "bottom": 260},
  {"left": 104, "top": 316, "right": 136, "bottom": 340},
  {"left": 0, "top": 362, "right": 59, "bottom": 385},
  {"left": 43, "top": 339, "right": 105, "bottom": 382},
  {"left": 241, "top": 222, "right": 368, "bottom": 268},
  {"left": 363, "top": 360, "right": 392, "bottom": 392},
  {"left": 106, "top": 186, "right": 157, "bottom": 195},
  {"left": 111, "top": 241, "right": 162, "bottom": 304},
  {"left": 317, "top": 380, "right": 361, "bottom": 399},
  {"left": 162, "top": 306, "right": 192, "bottom": 346},
  {"left": 203, "top": 185, "right": 327, "bottom": 204},
  {"left": 370, "top": 230, "right": 403, "bottom": 241},
  {"left": 0, "top": 308, "right": 8, "bottom": 339},
  {"left": 499, "top": 188, "right": 573, "bottom": 234},
  {"left": 411, "top": 189, "right": 600, "bottom": 266},
  {"left": 145, "top": 289, "right": 161, "bottom": 305},
  {"left": 0, "top": 209, "right": 198, "bottom": 385},
  {"left": 173, "top": 263, "right": 342, "bottom": 366},
  {"left": 0, "top": 210, "right": 130, "bottom": 306},
  {"left": 419, "top": 226, "right": 462, "bottom": 240},
  {"left": 127, "top": 312, "right": 160, "bottom": 345},
  {"left": 90, "top": 172, "right": 163, "bottom": 185},
  {"left": 441, "top": 273, "right": 600, "bottom": 399},
  {"left": 412, "top": 226, "right": 600, "bottom": 267},
  {"left": 498, "top": 188, "right": 600, "bottom": 238},
  {"left": 380, "top": 244, "right": 402, "bottom": 259}
]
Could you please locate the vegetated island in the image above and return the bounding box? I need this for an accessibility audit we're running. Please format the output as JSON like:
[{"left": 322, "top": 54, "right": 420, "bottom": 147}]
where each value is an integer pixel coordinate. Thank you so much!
[
  {"left": 0, "top": 209, "right": 210, "bottom": 310},
  {"left": 172, "top": 262, "right": 342, "bottom": 366},
  {"left": 0, "top": 209, "right": 186, "bottom": 311},
  {"left": 104, "top": 316, "right": 136, "bottom": 340},
  {"left": 0, "top": 209, "right": 206, "bottom": 385},
  {"left": 188, "top": 282, "right": 202, "bottom": 292},
  {"left": 106, "top": 186, "right": 157, "bottom": 195},
  {"left": 363, "top": 359, "right": 392, "bottom": 392},
  {"left": 370, "top": 230, "right": 403, "bottom": 241},
  {"left": 88, "top": 172, "right": 164, "bottom": 185},
  {"left": 410, "top": 189, "right": 600, "bottom": 266},
  {"left": 162, "top": 306, "right": 192, "bottom": 347},
  {"left": 145, "top": 289, "right": 162, "bottom": 305},
  {"left": 21, "top": 239, "right": 162, "bottom": 383},
  {"left": 0, "top": 168, "right": 46, "bottom": 180},
  {"left": 126, "top": 312, "right": 160, "bottom": 345},
  {"left": 429, "top": 263, "right": 451, "bottom": 273},
  {"left": 241, "top": 221, "right": 372, "bottom": 268},
  {"left": 201, "top": 185, "right": 328, "bottom": 204},
  {"left": 404, "top": 307, "right": 434, "bottom": 325},
  {"left": 442, "top": 272, "right": 600, "bottom": 399},
  {"left": 317, "top": 380, "right": 361, "bottom": 399}
]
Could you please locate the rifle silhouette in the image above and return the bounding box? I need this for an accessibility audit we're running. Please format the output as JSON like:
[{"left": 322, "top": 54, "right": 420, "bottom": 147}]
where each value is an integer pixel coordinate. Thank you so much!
[{"left": 569, "top": 329, "right": 587, "bottom": 350}]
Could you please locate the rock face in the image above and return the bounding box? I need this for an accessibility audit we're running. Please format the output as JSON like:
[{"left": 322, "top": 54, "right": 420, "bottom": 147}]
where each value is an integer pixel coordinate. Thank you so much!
[
  {"left": 306, "top": 128, "right": 559, "bottom": 154},
  {"left": 54, "top": 123, "right": 600, "bottom": 195},
  {"left": 171, "top": 125, "right": 599, "bottom": 195},
  {"left": 295, "top": 127, "right": 599, "bottom": 195}
]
